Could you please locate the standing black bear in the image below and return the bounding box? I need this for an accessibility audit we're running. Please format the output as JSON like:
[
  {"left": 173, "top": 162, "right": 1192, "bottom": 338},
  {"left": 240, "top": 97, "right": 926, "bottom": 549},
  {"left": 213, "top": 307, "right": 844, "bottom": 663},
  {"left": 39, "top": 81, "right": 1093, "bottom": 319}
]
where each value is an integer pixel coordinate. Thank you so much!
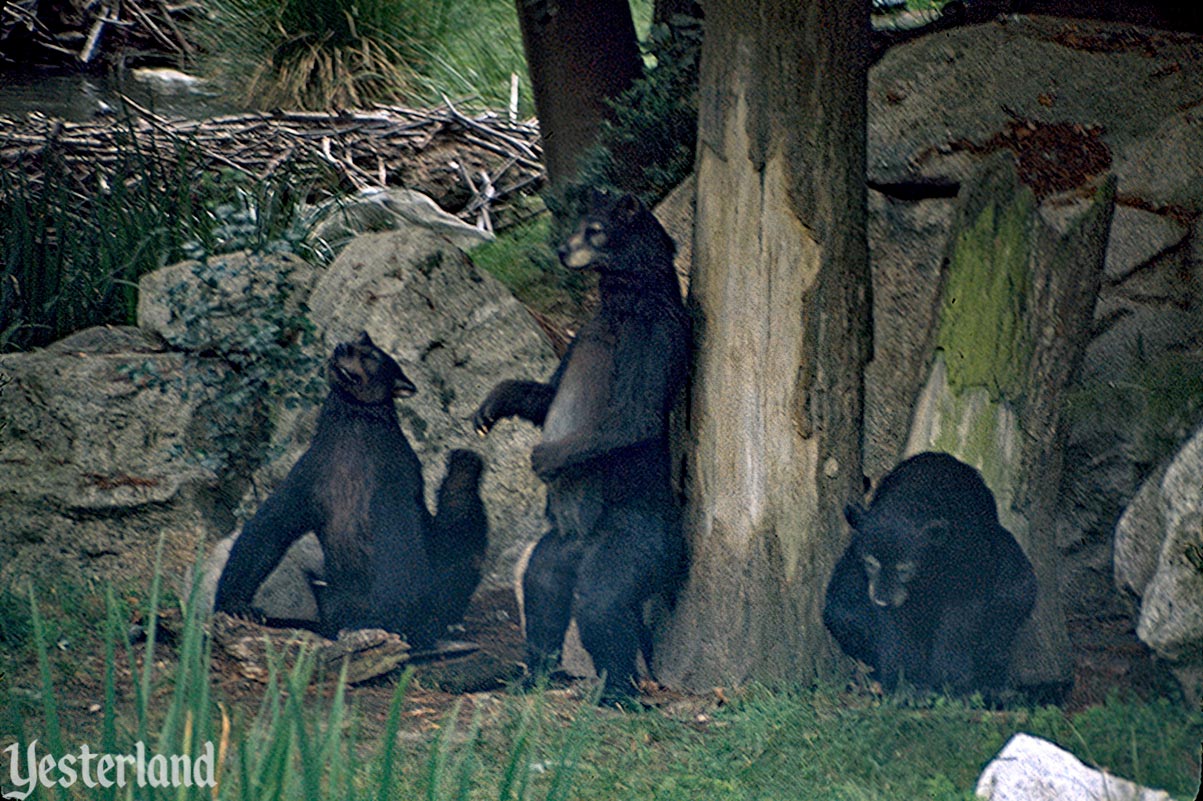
[
  {"left": 214, "top": 331, "right": 488, "bottom": 648},
  {"left": 822, "top": 451, "right": 1037, "bottom": 698},
  {"left": 473, "top": 191, "right": 690, "bottom": 702}
]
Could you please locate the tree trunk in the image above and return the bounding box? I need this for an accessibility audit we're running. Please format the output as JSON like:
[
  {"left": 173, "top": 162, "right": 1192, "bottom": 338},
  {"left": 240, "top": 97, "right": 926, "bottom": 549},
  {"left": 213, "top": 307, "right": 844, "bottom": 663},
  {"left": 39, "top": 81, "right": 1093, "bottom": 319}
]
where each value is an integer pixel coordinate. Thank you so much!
[
  {"left": 659, "top": 0, "right": 872, "bottom": 688},
  {"left": 905, "top": 155, "right": 1116, "bottom": 698},
  {"left": 514, "top": 0, "right": 643, "bottom": 186}
]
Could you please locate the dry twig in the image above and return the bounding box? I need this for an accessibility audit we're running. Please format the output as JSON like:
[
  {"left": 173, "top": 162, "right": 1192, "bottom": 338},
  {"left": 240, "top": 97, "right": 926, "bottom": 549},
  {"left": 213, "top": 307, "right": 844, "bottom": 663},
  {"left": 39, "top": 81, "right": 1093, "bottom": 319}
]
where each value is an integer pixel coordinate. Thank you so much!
[{"left": 0, "top": 104, "right": 545, "bottom": 225}]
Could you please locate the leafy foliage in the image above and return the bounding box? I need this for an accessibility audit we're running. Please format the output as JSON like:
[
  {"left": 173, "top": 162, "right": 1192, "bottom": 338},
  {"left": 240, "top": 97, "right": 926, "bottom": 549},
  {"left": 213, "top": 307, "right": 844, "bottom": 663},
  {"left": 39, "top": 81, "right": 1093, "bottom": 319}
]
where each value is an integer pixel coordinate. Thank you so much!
[
  {"left": 1066, "top": 349, "right": 1203, "bottom": 469},
  {"left": 548, "top": 13, "right": 702, "bottom": 227},
  {"left": 123, "top": 251, "right": 325, "bottom": 483},
  {"left": 469, "top": 214, "right": 593, "bottom": 324}
]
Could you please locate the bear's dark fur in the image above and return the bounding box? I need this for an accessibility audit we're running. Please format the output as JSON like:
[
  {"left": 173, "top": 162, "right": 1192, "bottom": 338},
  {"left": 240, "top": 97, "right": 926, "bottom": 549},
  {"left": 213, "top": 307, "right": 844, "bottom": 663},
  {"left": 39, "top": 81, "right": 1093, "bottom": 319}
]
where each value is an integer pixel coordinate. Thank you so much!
[
  {"left": 822, "top": 451, "right": 1037, "bottom": 698},
  {"left": 214, "top": 331, "right": 488, "bottom": 648},
  {"left": 473, "top": 191, "right": 690, "bottom": 701}
]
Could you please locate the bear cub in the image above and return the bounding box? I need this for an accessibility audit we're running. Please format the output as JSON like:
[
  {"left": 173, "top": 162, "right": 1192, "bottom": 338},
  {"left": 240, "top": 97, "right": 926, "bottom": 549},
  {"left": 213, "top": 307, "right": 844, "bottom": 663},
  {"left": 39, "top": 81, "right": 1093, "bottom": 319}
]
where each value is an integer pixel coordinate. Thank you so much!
[
  {"left": 823, "top": 451, "right": 1037, "bottom": 699},
  {"left": 214, "top": 331, "right": 488, "bottom": 648},
  {"left": 473, "top": 191, "right": 690, "bottom": 703}
]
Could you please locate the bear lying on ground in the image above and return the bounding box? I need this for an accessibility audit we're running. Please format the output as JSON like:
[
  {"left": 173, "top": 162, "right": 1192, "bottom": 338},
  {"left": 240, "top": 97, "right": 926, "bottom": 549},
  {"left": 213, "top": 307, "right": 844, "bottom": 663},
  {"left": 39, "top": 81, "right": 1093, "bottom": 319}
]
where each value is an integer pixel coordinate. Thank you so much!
[
  {"left": 214, "top": 331, "right": 488, "bottom": 648},
  {"left": 823, "top": 451, "right": 1037, "bottom": 698},
  {"left": 473, "top": 191, "right": 690, "bottom": 704}
]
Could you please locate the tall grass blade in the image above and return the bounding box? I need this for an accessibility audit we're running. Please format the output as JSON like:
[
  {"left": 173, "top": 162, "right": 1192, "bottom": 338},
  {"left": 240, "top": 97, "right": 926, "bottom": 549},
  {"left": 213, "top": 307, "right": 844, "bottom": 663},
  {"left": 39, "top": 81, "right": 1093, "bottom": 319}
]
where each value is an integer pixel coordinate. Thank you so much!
[
  {"left": 426, "top": 698, "right": 463, "bottom": 801},
  {"left": 543, "top": 689, "right": 600, "bottom": 801},
  {"left": 137, "top": 531, "right": 168, "bottom": 746},
  {"left": 102, "top": 585, "right": 121, "bottom": 754},
  {"left": 496, "top": 695, "right": 542, "bottom": 801},
  {"left": 26, "top": 584, "right": 63, "bottom": 757},
  {"left": 375, "top": 667, "right": 414, "bottom": 801}
]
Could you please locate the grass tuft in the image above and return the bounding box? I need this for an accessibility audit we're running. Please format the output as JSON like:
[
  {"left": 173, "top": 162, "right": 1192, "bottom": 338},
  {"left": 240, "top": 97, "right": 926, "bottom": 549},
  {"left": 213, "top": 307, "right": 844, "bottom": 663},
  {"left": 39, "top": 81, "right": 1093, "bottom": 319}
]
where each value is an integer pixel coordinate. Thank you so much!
[
  {"left": 0, "top": 116, "right": 323, "bottom": 353},
  {"left": 191, "top": 0, "right": 532, "bottom": 113}
]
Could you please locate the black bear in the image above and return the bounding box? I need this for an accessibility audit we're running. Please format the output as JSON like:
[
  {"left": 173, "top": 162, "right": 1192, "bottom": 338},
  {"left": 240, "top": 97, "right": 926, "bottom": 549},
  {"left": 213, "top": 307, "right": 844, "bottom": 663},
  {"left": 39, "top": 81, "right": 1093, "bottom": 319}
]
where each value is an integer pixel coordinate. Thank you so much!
[
  {"left": 214, "top": 331, "right": 488, "bottom": 648},
  {"left": 473, "top": 191, "right": 690, "bottom": 703},
  {"left": 822, "top": 451, "right": 1037, "bottom": 698}
]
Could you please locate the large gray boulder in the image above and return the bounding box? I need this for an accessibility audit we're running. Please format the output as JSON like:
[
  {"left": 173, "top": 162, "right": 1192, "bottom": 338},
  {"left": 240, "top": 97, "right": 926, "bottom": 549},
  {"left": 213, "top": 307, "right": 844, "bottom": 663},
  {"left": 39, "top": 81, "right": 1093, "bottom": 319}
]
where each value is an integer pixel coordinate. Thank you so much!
[
  {"left": 137, "top": 251, "right": 316, "bottom": 352},
  {"left": 195, "top": 531, "right": 324, "bottom": 620},
  {"left": 1114, "top": 425, "right": 1203, "bottom": 700},
  {"left": 975, "top": 733, "right": 1172, "bottom": 801},
  {"left": 232, "top": 227, "right": 557, "bottom": 594},
  {"left": 0, "top": 327, "right": 235, "bottom": 591}
]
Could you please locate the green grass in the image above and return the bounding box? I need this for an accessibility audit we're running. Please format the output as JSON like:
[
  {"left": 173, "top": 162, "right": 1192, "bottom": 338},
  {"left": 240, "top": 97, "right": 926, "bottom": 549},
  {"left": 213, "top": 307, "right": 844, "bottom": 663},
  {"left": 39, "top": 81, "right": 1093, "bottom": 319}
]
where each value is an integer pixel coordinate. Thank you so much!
[
  {"left": 0, "top": 120, "right": 323, "bottom": 352},
  {"left": 4, "top": 563, "right": 1200, "bottom": 801},
  {"left": 191, "top": 0, "right": 654, "bottom": 113},
  {"left": 190, "top": 0, "right": 526, "bottom": 112},
  {"left": 469, "top": 214, "right": 593, "bottom": 324}
]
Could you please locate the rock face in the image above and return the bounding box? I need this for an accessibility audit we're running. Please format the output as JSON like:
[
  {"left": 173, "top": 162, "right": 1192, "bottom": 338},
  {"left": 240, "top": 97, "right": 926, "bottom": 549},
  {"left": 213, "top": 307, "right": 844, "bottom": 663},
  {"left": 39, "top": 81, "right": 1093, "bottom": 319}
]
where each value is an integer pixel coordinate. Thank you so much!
[
  {"left": 975, "top": 733, "right": 1172, "bottom": 801},
  {"left": 195, "top": 226, "right": 556, "bottom": 621},
  {"left": 3, "top": 219, "right": 556, "bottom": 624},
  {"left": 1114, "top": 425, "right": 1203, "bottom": 701},
  {"left": 305, "top": 227, "right": 556, "bottom": 589},
  {"left": 864, "top": 16, "right": 1203, "bottom": 486},
  {"left": 0, "top": 327, "right": 235, "bottom": 591},
  {"left": 137, "top": 251, "right": 316, "bottom": 352}
]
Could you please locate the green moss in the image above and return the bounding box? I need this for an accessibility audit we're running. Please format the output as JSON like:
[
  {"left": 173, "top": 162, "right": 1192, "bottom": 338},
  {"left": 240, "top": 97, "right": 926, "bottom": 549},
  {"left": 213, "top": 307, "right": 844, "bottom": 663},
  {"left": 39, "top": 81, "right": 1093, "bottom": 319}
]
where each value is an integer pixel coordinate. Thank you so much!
[
  {"left": 925, "top": 360, "right": 1013, "bottom": 501},
  {"left": 470, "top": 215, "right": 592, "bottom": 322},
  {"left": 936, "top": 174, "right": 1035, "bottom": 403}
]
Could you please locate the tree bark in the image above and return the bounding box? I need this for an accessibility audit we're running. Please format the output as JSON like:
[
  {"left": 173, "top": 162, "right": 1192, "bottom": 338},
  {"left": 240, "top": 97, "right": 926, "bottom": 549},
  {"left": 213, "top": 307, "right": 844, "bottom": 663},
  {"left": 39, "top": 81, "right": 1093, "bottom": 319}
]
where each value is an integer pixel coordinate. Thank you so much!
[
  {"left": 514, "top": 0, "right": 643, "bottom": 186},
  {"left": 905, "top": 155, "right": 1116, "bottom": 698},
  {"left": 659, "top": 0, "right": 872, "bottom": 688}
]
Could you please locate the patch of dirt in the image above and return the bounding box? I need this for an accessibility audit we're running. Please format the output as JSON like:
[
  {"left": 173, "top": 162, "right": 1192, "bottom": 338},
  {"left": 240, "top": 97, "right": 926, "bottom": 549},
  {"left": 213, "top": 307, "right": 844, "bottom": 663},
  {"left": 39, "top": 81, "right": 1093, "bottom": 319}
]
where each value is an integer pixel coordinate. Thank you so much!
[
  {"left": 954, "top": 119, "right": 1112, "bottom": 199},
  {"left": 1065, "top": 610, "right": 1183, "bottom": 711},
  {"left": 1046, "top": 20, "right": 1197, "bottom": 54}
]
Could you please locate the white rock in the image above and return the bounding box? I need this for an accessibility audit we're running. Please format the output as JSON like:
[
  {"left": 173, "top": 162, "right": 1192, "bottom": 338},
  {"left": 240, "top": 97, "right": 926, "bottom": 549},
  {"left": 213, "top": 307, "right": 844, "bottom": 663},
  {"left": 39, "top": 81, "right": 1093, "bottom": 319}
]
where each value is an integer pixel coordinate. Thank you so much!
[
  {"left": 130, "top": 68, "right": 203, "bottom": 88},
  {"left": 975, "top": 733, "right": 1172, "bottom": 801}
]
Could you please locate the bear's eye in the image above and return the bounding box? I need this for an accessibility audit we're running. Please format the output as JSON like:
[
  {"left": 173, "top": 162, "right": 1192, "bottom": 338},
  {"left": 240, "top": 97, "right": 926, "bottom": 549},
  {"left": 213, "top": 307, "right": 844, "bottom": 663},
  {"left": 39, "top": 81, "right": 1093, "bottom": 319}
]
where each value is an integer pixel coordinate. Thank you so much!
[
  {"left": 862, "top": 555, "right": 881, "bottom": 575},
  {"left": 587, "top": 225, "right": 608, "bottom": 248},
  {"left": 895, "top": 562, "right": 916, "bottom": 582}
]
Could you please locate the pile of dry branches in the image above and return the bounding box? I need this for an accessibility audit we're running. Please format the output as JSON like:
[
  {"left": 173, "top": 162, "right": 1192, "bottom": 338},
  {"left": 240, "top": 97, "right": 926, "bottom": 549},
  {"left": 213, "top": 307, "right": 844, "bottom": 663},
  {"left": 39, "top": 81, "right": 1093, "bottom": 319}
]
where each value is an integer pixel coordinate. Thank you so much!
[
  {"left": 0, "top": 0, "right": 196, "bottom": 66},
  {"left": 0, "top": 99, "right": 545, "bottom": 229}
]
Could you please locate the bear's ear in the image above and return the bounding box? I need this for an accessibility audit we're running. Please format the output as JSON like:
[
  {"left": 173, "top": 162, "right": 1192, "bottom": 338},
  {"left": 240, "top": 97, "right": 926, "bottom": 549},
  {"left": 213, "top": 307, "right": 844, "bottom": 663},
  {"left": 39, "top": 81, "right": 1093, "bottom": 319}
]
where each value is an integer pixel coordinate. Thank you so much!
[
  {"left": 587, "top": 187, "right": 609, "bottom": 209},
  {"left": 616, "top": 192, "right": 643, "bottom": 221},
  {"left": 921, "top": 519, "right": 951, "bottom": 547},
  {"left": 356, "top": 330, "right": 374, "bottom": 347},
  {"left": 844, "top": 502, "right": 866, "bottom": 530}
]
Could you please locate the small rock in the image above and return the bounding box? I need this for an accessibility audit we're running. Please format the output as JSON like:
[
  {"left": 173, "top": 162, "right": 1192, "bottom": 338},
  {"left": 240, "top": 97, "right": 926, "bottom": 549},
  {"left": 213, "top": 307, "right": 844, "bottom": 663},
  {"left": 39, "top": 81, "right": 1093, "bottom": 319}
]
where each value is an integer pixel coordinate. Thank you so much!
[{"left": 309, "top": 188, "right": 494, "bottom": 253}]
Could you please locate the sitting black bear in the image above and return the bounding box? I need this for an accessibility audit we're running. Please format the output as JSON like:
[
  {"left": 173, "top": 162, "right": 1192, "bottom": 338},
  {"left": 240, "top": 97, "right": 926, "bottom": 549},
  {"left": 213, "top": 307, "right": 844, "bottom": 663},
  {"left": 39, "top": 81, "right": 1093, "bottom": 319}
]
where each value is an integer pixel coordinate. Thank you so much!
[
  {"left": 822, "top": 451, "right": 1037, "bottom": 697},
  {"left": 473, "top": 191, "right": 690, "bottom": 702},
  {"left": 214, "top": 331, "right": 488, "bottom": 648}
]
